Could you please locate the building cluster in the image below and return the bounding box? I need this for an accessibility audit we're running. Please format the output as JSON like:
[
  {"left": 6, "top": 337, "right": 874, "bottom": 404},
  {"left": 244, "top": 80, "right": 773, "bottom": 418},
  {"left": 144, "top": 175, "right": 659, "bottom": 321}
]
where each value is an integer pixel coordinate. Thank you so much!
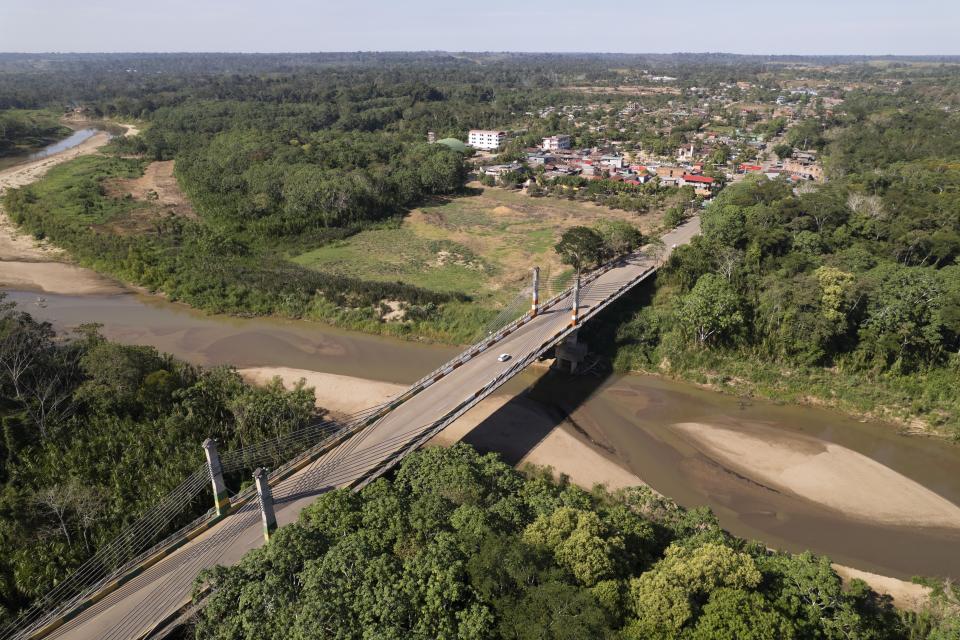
[
  {"left": 739, "top": 150, "right": 823, "bottom": 182},
  {"left": 460, "top": 77, "right": 835, "bottom": 197},
  {"left": 478, "top": 140, "right": 720, "bottom": 197}
]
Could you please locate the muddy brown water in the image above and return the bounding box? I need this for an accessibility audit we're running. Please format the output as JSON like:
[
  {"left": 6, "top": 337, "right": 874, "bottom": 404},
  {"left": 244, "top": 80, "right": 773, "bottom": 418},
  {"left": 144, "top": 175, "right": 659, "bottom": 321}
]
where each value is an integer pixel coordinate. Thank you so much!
[{"left": 4, "top": 289, "right": 960, "bottom": 580}]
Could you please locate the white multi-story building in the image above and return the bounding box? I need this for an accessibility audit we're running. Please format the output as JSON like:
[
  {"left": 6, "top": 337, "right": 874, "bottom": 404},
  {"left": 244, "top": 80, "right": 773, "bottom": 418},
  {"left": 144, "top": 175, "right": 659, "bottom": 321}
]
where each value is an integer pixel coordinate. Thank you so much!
[
  {"left": 542, "top": 134, "right": 571, "bottom": 151},
  {"left": 468, "top": 129, "right": 507, "bottom": 151}
]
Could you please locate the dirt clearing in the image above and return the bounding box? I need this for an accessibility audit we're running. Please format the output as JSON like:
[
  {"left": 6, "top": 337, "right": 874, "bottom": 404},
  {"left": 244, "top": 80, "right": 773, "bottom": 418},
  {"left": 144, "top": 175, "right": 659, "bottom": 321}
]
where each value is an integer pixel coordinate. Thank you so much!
[{"left": 105, "top": 160, "right": 197, "bottom": 220}]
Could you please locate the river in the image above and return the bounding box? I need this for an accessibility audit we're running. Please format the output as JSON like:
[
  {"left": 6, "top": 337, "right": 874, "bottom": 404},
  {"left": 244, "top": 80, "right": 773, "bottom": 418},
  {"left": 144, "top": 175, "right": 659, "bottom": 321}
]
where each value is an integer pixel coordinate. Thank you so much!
[{"left": 4, "top": 289, "right": 959, "bottom": 580}]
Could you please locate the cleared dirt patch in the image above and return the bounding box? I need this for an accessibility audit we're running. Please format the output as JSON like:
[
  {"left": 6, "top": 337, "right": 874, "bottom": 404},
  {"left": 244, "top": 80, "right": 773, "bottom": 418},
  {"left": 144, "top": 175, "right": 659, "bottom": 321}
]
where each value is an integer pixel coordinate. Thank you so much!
[{"left": 104, "top": 160, "right": 197, "bottom": 233}]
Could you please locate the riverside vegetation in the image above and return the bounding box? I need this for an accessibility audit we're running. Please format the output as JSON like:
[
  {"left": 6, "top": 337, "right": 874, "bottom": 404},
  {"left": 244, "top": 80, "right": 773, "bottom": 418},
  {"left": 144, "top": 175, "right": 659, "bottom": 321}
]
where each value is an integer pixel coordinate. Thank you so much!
[
  {"left": 1, "top": 303, "right": 958, "bottom": 638},
  {"left": 0, "top": 305, "right": 960, "bottom": 640},
  {"left": 0, "top": 109, "right": 70, "bottom": 158}
]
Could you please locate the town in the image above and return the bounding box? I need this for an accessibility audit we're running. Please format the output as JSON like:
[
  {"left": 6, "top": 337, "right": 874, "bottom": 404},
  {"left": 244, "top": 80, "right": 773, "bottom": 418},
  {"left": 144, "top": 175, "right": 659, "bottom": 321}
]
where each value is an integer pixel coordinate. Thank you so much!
[{"left": 439, "top": 77, "right": 830, "bottom": 210}]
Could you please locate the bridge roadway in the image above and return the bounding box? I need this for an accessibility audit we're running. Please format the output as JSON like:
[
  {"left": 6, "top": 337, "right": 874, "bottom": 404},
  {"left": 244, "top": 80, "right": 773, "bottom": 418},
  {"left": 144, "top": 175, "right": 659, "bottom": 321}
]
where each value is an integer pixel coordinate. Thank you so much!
[{"left": 40, "top": 217, "right": 700, "bottom": 640}]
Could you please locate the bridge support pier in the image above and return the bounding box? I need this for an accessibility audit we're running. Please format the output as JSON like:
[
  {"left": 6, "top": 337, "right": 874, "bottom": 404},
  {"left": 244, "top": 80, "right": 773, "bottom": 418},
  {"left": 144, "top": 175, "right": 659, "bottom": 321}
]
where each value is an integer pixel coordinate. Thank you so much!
[
  {"left": 555, "top": 331, "right": 588, "bottom": 373},
  {"left": 254, "top": 468, "right": 277, "bottom": 542},
  {"left": 203, "top": 439, "right": 230, "bottom": 517}
]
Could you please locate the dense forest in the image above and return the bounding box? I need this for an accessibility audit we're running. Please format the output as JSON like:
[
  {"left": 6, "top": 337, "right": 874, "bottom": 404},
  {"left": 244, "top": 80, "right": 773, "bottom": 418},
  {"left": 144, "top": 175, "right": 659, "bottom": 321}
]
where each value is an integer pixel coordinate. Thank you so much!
[
  {"left": 191, "top": 444, "right": 960, "bottom": 639},
  {"left": 0, "top": 297, "right": 315, "bottom": 625}
]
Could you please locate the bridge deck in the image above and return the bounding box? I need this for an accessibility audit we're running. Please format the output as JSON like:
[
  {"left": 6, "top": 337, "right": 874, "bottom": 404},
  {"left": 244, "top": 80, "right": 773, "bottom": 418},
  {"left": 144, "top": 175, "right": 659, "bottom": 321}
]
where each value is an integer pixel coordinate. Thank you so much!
[{"left": 40, "top": 217, "right": 700, "bottom": 640}]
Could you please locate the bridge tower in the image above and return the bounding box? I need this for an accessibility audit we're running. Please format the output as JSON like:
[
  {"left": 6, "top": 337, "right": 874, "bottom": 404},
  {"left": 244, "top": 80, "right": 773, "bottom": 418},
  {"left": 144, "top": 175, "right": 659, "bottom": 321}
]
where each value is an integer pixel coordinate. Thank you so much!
[
  {"left": 531, "top": 266, "right": 540, "bottom": 316},
  {"left": 254, "top": 468, "right": 277, "bottom": 542},
  {"left": 570, "top": 274, "right": 580, "bottom": 327},
  {"left": 202, "top": 439, "right": 230, "bottom": 517}
]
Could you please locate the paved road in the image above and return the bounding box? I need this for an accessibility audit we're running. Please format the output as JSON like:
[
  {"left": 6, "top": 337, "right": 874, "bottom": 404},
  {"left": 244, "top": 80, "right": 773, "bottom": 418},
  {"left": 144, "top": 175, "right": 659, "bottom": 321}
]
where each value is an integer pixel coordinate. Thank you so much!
[{"left": 40, "top": 217, "right": 701, "bottom": 640}]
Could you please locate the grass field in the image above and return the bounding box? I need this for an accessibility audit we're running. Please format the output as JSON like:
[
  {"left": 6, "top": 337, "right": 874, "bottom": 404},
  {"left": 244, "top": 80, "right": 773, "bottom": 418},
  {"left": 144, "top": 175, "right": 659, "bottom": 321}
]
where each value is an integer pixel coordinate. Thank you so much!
[{"left": 293, "top": 184, "right": 665, "bottom": 303}]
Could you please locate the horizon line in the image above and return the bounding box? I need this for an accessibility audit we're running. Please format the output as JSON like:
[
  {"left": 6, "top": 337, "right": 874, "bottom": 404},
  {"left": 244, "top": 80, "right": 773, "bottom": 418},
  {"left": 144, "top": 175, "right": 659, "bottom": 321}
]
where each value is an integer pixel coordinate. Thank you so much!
[{"left": 2, "top": 50, "right": 960, "bottom": 58}]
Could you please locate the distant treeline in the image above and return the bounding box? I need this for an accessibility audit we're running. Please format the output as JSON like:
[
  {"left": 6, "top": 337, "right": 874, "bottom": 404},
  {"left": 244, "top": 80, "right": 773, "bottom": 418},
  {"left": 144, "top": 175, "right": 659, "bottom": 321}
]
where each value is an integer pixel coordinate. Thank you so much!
[{"left": 5, "top": 51, "right": 960, "bottom": 111}]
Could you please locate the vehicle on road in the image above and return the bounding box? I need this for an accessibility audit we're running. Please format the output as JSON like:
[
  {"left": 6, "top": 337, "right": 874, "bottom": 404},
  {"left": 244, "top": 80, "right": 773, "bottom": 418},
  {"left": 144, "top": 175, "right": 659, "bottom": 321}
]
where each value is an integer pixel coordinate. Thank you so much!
[{"left": 497, "top": 353, "right": 511, "bottom": 362}]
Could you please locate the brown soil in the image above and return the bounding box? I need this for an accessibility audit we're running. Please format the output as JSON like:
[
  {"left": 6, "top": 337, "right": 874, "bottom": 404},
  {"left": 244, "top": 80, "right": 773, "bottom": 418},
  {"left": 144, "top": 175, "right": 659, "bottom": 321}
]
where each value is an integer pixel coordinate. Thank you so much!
[
  {"left": 105, "top": 160, "right": 197, "bottom": 220},
  {"left": 407, "top": 183, "right": 667, "bottom": 293},
  {"left": 103, "top": 160, "right": 197, "bottom": 234}
]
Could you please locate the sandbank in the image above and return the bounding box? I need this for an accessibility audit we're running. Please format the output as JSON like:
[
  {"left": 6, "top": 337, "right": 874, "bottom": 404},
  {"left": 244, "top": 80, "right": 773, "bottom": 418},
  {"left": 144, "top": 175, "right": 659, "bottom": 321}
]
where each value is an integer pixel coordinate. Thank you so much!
[{"left": 672, "top": 421, "right": 960, "bottom": 529}]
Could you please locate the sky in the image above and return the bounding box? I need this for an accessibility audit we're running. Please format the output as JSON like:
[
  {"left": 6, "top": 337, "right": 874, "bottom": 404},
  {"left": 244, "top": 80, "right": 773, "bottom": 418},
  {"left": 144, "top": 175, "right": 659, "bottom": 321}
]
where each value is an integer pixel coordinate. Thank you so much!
[{"left": 2, "top": 0, "right": 958, "bottom": 56}]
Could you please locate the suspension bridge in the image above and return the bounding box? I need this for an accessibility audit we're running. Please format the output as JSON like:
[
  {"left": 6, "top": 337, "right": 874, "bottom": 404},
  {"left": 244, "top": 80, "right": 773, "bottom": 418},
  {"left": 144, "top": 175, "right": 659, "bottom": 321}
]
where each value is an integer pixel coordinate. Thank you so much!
[{"left": 3, "top": 217, "right": 700, "bottom": 640}]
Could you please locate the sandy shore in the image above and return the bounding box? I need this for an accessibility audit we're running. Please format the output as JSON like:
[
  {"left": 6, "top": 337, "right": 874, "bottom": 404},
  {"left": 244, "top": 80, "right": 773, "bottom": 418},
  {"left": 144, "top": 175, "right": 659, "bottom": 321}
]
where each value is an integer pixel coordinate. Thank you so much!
[
  {"left": 832, "top": 564, "right": 931, "bottom": 611},
  {"left": 672, "top": 421, "right": 960, "bottom": 529},
  {"left": 0, "top": 124, "right": 136, "bottom": 294},
  {"left": 0, "top": 261, "right": 126, "bottom": 295}
]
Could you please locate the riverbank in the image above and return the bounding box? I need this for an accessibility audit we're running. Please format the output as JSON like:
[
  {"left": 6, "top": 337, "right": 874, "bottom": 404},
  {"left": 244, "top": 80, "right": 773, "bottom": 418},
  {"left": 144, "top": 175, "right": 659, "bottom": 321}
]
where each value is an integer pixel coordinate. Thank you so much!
[
  {"left": 1, "top": 120, "right": 957, "bottom": 596},
  {"left": 671, "top": 420, "right": 960, "bottom": 529},
  {"left": 238, "top": 365, "right": 936, "bottom": 611},
  {"left": 0, "top": 121, "right": 135, "bottom": 294}
]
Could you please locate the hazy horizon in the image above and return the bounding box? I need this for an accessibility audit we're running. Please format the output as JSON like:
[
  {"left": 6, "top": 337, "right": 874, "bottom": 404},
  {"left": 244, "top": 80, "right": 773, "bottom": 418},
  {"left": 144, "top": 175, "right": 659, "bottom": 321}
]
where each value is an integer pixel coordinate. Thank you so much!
[
  {"left": 2, "top": 51, "right": 960, "bottom": 59},
  {"left": 2, "top": 0, "right": 958, "bottom": 56}
]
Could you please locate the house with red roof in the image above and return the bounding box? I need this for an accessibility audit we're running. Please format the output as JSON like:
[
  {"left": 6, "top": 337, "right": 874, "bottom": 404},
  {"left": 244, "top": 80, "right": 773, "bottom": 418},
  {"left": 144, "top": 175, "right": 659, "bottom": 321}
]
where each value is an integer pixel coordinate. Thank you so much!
[
  {"left": 679, "top": 174, "right": 714, "bottom": 186},
  {"left": 679, "top": 173, "right": 717, "bottom": 197}
]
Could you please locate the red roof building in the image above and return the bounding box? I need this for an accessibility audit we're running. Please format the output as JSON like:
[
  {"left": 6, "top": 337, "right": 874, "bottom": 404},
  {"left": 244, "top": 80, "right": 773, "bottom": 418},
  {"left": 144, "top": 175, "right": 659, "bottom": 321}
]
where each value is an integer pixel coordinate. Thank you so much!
[{"left": 681, "top": 174, "right": 714, "bottom": 184}]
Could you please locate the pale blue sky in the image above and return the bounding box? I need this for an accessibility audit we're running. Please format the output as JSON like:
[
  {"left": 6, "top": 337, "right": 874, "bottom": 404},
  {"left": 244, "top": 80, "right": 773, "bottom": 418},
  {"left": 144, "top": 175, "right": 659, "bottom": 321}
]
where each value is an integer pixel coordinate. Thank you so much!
[{"left": 1, "top": 0, "right": 957, "bottom": 55}]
